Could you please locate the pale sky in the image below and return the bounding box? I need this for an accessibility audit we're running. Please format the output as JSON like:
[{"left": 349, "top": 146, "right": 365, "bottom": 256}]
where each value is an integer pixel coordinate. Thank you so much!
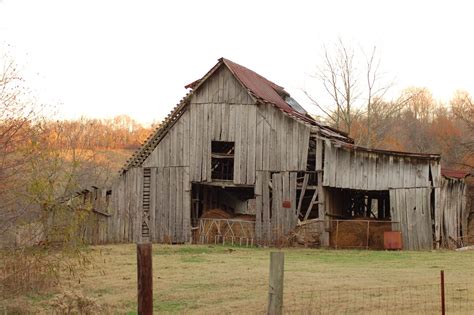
[{"left": 1, "top": 0, "right": 473, "bottom": 125}]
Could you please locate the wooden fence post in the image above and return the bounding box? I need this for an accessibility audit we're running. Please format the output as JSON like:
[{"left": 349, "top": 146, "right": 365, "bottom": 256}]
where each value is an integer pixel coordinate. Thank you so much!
[
  {"left": 440, "top": 270, "right": 445, "bottom": 315},
  {"left": 268, "top": 252, "right": 284, "bottom": 315},
  {"left": 137, "top": 242, "right": 153, "bottom": 315}
]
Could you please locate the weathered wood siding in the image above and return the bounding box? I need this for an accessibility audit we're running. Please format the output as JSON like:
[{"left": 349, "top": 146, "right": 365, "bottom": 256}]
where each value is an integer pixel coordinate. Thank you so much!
[
  {"left": 151, "top": 166, "right": 191, "bottom": 243},
  {"left": 107, "top": 167, "right": 142, "bottom": 243},
  {"left": 142, "top": 110, "right": 190, "bottom": 168},
  {"left": 323, "top": 140, "right": 434, "bottom": 190},
  {"left": 187, "top": 103, "right": 310, "bottom": 184},
  {"left": 255, "top": 171, "right": 298, "bottom": 244},
  {"left": 438, "top": 176, "right": 468, "bottom": 248},
  {"left": 389, "top": 188, "right": 433, "bottom": 250}
]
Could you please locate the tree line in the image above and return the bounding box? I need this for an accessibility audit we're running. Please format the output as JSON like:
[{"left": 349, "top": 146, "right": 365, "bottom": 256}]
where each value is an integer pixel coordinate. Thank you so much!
[{"left": 308, "top": 39, "right": 473, "bottom": 171}]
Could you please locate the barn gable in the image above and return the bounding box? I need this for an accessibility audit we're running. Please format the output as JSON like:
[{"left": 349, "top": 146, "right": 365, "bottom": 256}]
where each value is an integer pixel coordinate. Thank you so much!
[{"left": 122, "top": 58, "right": 351, "bottom": 174}]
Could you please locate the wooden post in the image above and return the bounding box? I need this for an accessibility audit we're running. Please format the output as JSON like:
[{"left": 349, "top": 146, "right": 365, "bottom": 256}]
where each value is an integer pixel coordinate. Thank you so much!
[
  {"left": 366, "top": 221, "right": 370, "bottom": 250},
  {"left": 268, "top": 252, "right": 284, "bottom": 315},
  {"left": 440, "top": 270, "right": 445, "bottom": 315},
  {"left": 137, "top": 243, "right": 153, "bottom": 315}
]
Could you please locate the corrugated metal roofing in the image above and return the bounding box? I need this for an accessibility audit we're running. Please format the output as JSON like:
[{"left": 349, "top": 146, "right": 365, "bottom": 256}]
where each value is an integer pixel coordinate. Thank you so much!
[
  {"left": 441, "top": 168, "right": 470, "bottom": 179},
  {"left": 221, "top": 58, "right": 325, "bottom": 126}
]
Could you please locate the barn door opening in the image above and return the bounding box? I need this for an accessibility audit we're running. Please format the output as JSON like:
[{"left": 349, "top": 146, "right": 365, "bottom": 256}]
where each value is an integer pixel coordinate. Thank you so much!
[{"left": 192, "top": 183, "right": 256, "bottom": 245}]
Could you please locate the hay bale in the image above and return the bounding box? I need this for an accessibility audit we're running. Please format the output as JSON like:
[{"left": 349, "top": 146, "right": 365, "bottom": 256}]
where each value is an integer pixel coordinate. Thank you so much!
[
  {"left": 225, "top": 216, "right": 255, "bottom": 240},
  {"left": 368, "top": 221, "right": 392, "bottom": 249},
  {"left": 201, "top": 209, "right": 233, "bottom": 219},
  {"left": 199, "top": 210, "right": 256, "bottom": 243},
  {"left": 330, "top": 219, "right": 392, "bottom": 249},
  {"left": 233, "top": 214, "right": 256, "bottom": 221},
  {"left": 199, "top": 209, "right": 232, "bottom": 242}
]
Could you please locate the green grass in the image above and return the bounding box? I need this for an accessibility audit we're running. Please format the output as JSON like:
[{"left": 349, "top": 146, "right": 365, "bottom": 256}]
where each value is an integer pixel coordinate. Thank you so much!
[{"left": 2, "top": 244, "right": 473, "bottom": 313}]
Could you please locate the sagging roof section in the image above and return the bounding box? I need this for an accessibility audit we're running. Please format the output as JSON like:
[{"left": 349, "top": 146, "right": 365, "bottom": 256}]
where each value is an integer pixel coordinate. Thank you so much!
[
  {"left": 120, "top": 58, "right": 361, "bottom": 173},
  {"left": 339, "top": 142, "right": 441, "bottom": 160}
]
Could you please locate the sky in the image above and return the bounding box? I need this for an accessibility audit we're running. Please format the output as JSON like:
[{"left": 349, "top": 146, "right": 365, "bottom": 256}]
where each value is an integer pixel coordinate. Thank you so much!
[{"left": 1, "top": 0, "right": 473, "bottom": 125}]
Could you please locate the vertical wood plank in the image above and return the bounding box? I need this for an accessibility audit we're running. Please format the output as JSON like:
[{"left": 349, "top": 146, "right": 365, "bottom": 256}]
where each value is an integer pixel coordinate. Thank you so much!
[
  {"left": 176, "top": 167, "right": 183, "bottom": 242},
  {"left": 233, "top": 105, "right": 242, "bottom": 183},
  {"left": 247, "top": 105, "right": 257, "bottom": 184},
  {"left": 255, "top": 109, "right": 264, "bottom": 172},
  {"left": 255, "top": 171, "right": 263, "bottom": 243},
  {"left": 183, "top": 166, "right": 191, "bottom": 242},
  {"left": 263, "top": 171, "right": 271, "bottom": 243},
  {"left": 240, "top": 105, "right": 248, "bottom": 183},
  {"left": 290, "top": 172, "right": 297, "bottom": 229}
]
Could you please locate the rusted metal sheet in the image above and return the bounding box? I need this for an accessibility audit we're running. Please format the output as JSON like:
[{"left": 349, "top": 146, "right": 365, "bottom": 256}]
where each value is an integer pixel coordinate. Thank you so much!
[
  {"left": 384, "top": 231, "right": 403, "bottom": 250},
  {"left": 282, "top": 200, "right": 291, "bottom": 208},
  {"left": 441, "top": 168, "right": 470, "bottom": 179}
]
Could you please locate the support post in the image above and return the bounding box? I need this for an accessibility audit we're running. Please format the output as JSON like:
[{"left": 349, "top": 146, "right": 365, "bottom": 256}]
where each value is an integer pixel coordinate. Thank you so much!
[
  {"left": 440, "top": 270, "right": 445, "bottom": 315},
  {"left": 137, "top": 243, "right": 153, "bottom": 315},
  {"left": 268, "top": 252, "right": 284, "bottom": 315}
]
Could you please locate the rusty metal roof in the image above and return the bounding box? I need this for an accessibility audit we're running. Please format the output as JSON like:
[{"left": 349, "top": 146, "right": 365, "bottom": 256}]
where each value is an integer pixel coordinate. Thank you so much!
[{"left": 441, "top": 168, "right": 470, "bottom": 179}]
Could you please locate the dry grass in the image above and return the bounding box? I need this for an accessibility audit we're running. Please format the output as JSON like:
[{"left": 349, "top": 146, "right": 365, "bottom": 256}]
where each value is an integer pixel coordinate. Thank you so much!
[{"left": 2, "top": 244, "right": 473, "bottom": 314}]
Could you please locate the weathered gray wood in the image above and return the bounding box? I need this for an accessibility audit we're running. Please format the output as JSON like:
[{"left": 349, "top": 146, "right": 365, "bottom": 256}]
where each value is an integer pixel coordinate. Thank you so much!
[
  {"left": 270, "top": 107, "right": 278, "bottom": 171},
  {"left": 183, "top": 167, "right": 191, "bottom": 242},
  {"left": 262, "top": 107, "right": 270, "bottom": 171},
  {"left": 203, "top": 104, "right": 210, "bottom": 181},
  {"left": 300, "top": 126, "right": 310, "bottom": 171},
  {"left": 304, "top": 189, "right": 318, "bottom": 221},
  {"left": 296, "top": 173, "right": 309, "bottom": 218},
  {"left": 263, "top": 171, "right": 271, "bottom": 243},
  {"left": 163, "top": 167, "right": 170, "bottom": 242},
  {"left": 315, "top": 138, "right": 323, "bottom": 171},
  {"left": 268, "top": 252, "right": 284, "bottom": 315},
  {"left": 240, "top": 105, "right": 249, "bottom": 184},
  {"left": 256, "top": 111, "right": 264, "bottom": 172},
  {"left": 290, "top": 172, "right": 297, "bottom": 229},
  {"left": 255, "top": 171, "right": 263, "bottom": 242},
  {"left": 176, "top": 167, "right": 183, "bottom": 242},
  {"left": 291, "top": 121, "right": 299, "bottom": 170},
  {"left": 247, "top": 105, "right": 257, "bottom": 184},
  {"left": 323, "top": 140, "right": 331, "bottom": 186},
  {"left": 282, "top": 172, "right": 290, "bottom": 234},
  {"left": 149, "top": 168, "right": 156, "bottom": 241},
  {"left": 234, "top": 105, "right": 242, "bottom": 183}
]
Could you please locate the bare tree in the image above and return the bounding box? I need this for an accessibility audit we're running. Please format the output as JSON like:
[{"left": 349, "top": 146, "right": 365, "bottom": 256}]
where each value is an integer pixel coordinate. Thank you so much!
[
  {"left": 0, "top": 51, "right": 41, "bottom": 237},
  {"left": 450, "top": 90, "right": 474, "bottom": 169},
  {"left": 306, "top": 39, "right": 396, "bottom": 146}
]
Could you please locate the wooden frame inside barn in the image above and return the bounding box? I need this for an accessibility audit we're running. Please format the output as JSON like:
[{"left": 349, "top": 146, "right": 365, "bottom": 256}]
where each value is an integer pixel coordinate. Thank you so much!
[{"left": 82, "top": 58, "right": 470, "bottom": 250}]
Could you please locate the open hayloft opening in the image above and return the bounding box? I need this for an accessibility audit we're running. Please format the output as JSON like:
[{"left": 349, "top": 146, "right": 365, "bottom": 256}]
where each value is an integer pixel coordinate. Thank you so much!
[
  {"left": 191, "top": 183, "right": 256, "bottom": 245},
  {"left": 211, "top": 141, "right": 234, "bottom": 181},
  {"left": 325, "top": 188, "right": 394, "bottom": 249}
]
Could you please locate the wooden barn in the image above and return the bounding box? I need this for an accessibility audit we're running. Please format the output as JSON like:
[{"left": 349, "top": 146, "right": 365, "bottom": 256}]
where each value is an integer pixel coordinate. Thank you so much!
[{"left": 88, "top": 58, "right": 470, "bottom": 250}]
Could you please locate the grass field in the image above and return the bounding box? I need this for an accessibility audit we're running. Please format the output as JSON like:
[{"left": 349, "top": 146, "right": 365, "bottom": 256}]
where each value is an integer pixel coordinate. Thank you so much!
[{"left": 2, "top": 244, "right": 474, "bottom": 314}]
